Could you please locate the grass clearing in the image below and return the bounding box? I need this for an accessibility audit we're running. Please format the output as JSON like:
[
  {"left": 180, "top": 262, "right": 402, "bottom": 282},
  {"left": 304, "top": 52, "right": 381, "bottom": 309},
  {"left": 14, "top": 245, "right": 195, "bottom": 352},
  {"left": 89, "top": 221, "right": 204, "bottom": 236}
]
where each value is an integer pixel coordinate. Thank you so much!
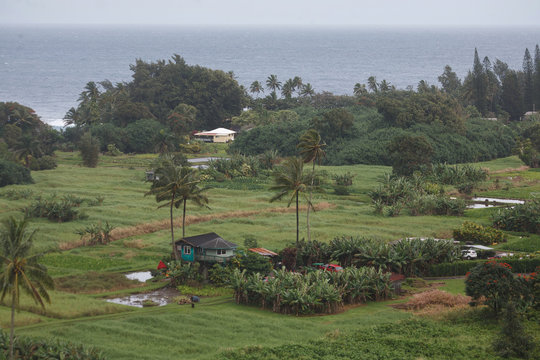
[{"left": 0, "top": 154, "right": 538, "bottom": 358}]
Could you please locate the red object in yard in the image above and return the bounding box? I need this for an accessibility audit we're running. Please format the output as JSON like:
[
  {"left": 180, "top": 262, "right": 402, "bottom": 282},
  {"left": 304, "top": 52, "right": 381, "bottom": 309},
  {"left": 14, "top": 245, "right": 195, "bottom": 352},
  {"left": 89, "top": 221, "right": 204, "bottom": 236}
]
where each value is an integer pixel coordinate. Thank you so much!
[
  {"left": 322, "top": 264, "right": 343, "bottom": 272},
  {"left": 157, "top": 260, "right": 167, "bottom": 270}
]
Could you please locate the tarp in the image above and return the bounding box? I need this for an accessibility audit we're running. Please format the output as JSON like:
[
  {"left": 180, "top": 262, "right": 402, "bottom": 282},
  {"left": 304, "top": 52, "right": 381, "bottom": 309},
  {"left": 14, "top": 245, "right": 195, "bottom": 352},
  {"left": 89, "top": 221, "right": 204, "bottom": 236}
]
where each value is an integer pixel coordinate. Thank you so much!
[{"left": 464, "top": 245, "right": 494, "bottom": 250}]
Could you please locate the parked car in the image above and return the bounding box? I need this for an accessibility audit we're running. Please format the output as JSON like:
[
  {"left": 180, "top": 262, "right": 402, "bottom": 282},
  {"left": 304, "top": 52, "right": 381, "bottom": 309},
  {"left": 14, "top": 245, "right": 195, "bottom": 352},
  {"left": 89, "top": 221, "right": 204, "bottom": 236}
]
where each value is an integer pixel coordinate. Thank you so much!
[{"left": 462, "top": 249, "right": 478, "bottom": 260}]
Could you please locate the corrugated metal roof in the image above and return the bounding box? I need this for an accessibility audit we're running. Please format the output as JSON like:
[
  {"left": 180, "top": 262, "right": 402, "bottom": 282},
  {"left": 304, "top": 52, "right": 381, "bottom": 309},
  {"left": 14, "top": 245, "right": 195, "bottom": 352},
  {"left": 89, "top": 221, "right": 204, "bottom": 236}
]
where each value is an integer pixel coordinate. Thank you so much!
[
  {"left": 176, "top": 232, "right": 238, "bottom": 249},
  {"left": 249, "top": 247, "right": 278, "bottom": 256}
]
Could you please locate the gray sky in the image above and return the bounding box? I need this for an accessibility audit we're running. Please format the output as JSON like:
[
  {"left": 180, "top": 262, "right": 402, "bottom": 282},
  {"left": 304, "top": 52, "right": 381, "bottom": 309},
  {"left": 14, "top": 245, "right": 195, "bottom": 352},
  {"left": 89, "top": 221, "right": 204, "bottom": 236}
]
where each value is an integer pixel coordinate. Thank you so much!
[{"left": 2, "top": 0, "right": 540, "bottom": 26}]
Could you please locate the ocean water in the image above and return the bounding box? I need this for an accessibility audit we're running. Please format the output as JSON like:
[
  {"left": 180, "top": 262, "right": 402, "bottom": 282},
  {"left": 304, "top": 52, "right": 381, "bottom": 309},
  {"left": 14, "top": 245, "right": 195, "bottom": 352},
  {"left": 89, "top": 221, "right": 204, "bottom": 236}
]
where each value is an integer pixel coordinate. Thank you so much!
[{"left": 1, "top": 25, "right": 539, "bottom": 126}]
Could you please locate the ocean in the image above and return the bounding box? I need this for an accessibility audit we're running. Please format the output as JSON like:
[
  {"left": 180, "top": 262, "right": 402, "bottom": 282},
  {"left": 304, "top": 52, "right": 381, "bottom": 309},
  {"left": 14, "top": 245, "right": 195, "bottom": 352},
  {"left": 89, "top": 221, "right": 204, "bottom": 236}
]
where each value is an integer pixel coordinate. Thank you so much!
[{"left": 1, "top": 25, "right": 539, "bottom": 127}]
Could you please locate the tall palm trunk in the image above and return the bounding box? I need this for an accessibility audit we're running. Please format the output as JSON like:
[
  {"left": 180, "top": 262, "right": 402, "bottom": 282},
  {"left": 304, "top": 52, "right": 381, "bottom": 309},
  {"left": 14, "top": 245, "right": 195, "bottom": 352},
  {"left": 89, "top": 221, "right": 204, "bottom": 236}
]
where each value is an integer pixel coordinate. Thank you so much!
[
  {"left": 306, "top": 161, "right": 315, "bottom": 242},
  {"left": 10, "top": 291, "right": 15, "bottom": 360},
  {"left": 296, "top": 192, "right": 299, "bottom": 246},
  {"left": 170, "top": 193, "right": 178, "bottom": 260},
  {"left": 182, "top": 198, "right": 187, "bottom": 238}
]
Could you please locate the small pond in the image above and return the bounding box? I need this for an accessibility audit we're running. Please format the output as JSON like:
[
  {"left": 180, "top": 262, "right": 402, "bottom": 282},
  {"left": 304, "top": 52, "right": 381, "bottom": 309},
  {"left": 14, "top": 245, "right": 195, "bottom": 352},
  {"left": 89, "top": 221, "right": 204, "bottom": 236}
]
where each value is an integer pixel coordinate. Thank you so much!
[
  {"left": 106, "top": 287, "right": 180, "bottom": 308},
  {"left": 467, "top": 197, "right": 525, "bottom": 209}
]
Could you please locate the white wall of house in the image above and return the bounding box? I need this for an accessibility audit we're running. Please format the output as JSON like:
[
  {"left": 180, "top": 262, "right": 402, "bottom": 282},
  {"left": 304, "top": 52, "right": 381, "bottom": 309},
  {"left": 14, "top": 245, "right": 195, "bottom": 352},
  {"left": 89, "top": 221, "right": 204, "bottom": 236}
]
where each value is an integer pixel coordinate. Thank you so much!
[
  {"left": 212, "top": 134, "right": 235, "bottom": 143},
  {"left": 205, "top": 249, "right": 233, "bottom": 257}
]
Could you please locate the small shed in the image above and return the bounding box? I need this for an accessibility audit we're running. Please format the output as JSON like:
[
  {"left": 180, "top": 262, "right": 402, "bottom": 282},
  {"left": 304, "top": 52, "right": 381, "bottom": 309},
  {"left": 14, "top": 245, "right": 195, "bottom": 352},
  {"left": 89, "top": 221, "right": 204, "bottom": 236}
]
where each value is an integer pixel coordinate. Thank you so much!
[
  {"left": 194, "top": 128, "right": 236, "bottom": 143},
  {"left": 248, "top": 248, "right": 278, "bottom": 257},
  {"left": 175, "top": 232, "right": 238, "bottom": 263}
]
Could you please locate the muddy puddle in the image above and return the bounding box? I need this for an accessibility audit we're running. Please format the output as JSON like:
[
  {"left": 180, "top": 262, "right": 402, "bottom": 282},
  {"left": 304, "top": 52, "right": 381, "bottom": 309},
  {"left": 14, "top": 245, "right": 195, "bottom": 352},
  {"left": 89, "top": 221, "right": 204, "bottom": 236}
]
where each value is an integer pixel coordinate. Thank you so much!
[
  {"left": 467, "top": 197, "right": 525, "bottom": 209},
  {"left": 106, "top": 287, "right": 180, "bottom": 308}
]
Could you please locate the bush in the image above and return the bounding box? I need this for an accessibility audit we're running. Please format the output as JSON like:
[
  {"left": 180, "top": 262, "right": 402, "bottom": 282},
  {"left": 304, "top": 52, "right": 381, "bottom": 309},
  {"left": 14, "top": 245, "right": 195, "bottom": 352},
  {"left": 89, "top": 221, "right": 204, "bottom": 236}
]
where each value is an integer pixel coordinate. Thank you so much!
[
  {"left": 492, "top": 200, "right": 540, "bottom": 234},
  {"left": 23, "top": 194, "right": 83, "bottom": 222},
  {"left": 465, "top": 260, "right": 517, "bottom": 315},
  {"left": 453, "top": 221, "right": 506, "bottom": 245},
  {"left": 79, "top": 132, "right": 100, "bottom": 167},
  {"left": 494, "top": 303, "right": 535, "bottom": 359},
  {"left": 237, "top": 252, "right": 272, "bottom": 275},
  {"left": 28, "top": 155, "right": 57, "bottom": 170},
  {"left": 0, "top": 159, "right": 33, "bottom": 187}
]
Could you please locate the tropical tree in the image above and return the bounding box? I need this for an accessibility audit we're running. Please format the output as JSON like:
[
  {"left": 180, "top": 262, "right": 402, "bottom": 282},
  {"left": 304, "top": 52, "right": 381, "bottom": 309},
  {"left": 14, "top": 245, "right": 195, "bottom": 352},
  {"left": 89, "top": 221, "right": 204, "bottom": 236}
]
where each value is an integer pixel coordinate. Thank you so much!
[
  {"left": 266, "top": 75, "right": 282, "bottom": 95},
  {"left": 146, "top": 162, "right": 209, "bottom": 258},
  {"left": 367, "top": 76, "right": 378, "bottom": 93},
  {"left": 0, "top": 217, "right": 53, "bottom": 360},
  {"left": 281, "top": 79, "right": 295, "bottom": 99},
  {"left": 249, "top": 81, "right": 264, "bottom": 98},
  {"left": 270, "top": 157, "right": 312, "bottom": 246},
  {"left": 297, "top": 129, "right": 326, "bottom": 242},
  {"left": 353, "top": 83, "right": 367, "bottom": 96},
  {"left": 292, "top": 76, "right": 303, "bottom": 90},
  {"left": 299, "top": 83, "right": 315, "bottom": 97},
  {"left": 10, "top": 134, "right": 42, "bottom": 168}
]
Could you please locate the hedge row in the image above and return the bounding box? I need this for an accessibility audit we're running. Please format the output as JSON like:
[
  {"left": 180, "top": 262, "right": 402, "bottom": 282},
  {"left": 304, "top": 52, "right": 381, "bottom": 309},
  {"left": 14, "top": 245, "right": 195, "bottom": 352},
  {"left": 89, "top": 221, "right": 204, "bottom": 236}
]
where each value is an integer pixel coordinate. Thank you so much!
[{"left": 427, "top": 258, "right": 540, "bottom": 277}]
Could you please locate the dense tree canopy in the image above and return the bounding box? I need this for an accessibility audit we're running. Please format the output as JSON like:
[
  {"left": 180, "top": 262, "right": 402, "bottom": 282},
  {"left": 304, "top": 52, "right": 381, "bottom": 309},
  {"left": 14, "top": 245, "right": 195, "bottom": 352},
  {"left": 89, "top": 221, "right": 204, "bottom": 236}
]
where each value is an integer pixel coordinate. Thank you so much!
[{"left": 66, "top": 55, "right": 245, "bottom": 153}]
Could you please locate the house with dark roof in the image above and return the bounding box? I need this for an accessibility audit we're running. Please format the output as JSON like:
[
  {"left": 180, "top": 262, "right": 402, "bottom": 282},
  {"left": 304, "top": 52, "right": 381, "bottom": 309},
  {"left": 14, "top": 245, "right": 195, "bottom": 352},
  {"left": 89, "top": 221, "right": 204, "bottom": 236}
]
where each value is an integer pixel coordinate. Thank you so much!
[{"left": 175, "top": 232, "right": 238, "bottom": 263}]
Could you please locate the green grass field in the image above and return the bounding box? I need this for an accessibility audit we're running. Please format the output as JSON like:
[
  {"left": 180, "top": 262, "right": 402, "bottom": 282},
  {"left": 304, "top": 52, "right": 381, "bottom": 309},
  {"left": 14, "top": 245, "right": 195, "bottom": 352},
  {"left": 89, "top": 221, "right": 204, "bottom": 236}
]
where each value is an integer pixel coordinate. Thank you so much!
[{"left": 0, "top": 152, "right": 539, "bottom": 358}]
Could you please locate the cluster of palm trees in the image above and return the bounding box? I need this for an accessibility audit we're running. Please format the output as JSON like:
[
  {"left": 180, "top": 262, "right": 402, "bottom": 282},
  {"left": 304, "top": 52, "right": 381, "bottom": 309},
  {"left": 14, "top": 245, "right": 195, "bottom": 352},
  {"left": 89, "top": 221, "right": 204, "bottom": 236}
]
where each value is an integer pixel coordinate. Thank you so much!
[
  {"left": 353, "top": 76, "right": 395, "bottom": 96},
  {"left": 250, "top": 75, "right": 315, "bottom": 99},
  {"left": 270, "top": 129, "right": 326, "bottom": 245},
  {"left": 229, "top": 266, "right": 391, "bottom": 315},
  {"left": 145, "top": 155, "right": 209, "bottom": 259}
]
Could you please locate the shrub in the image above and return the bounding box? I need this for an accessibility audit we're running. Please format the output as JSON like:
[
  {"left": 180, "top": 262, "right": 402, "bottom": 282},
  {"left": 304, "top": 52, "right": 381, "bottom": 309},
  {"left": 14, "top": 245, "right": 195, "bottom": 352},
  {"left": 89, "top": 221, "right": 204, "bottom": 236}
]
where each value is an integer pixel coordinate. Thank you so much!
[
  {"left": 75, "top": 222, "right": 115, "bottom": 246},
  {"left": 493, "top": 303, "right": 535, "bottom": 358},
  {"left": 237, "top": 252, "right": 273, "bottom": 275},
  {"left": 209, "top": 263, "right": 231, "bottom": 286},
  {"left": 79, "top": 132, "right": 100, "bottom": 167},
  {"left": 492, "top": 200, "right": 540, "bottom": 234},
  {"left": 23, "top": 194, "right": 83, "bottom": 222},
  {"left": 465, "top": 261, "right": 519, "bottom": 315},
  {"left": 162, "top": 261, "right": 201, "bottom": 286},
  {"left": 105, "top": 144, "right": 123, "bottom": 156},
  {"left": 0, "top": 159, "right": 33, "bottom": 187},
  {"left": 453, "top": 221, "right": 506, "bottom": 245},
  {"left": 28, "top": 155, "right": 57, "bottom": 170}
]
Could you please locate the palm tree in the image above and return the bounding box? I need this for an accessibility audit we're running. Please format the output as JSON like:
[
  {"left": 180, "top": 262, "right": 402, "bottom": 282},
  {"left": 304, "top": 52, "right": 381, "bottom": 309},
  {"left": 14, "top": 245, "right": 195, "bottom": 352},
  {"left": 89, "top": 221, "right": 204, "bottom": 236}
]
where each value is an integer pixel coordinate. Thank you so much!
[
  {"left": 281, "top": 79, "right": 295, "bottom": 99},
  {"left": 176, "top": 169, "right": 209, "bottom": 239},
  {"left": 249, "top": 81, "right": 264, "bottom": 98},
  {"left": 266, "top": 75, "right": 282, "bottom": 96},
  {"left": 299, "top": 83, "right": 315, "bottom": 97},
  {"left": 270, "top": 157, "right": 312, "bottom": 246},
  {"left": 10, "top": 134, "right": 43, "bottom": 168},
  {"left": 146, "top": 163, "right": 209, "bottom": 258},
  {"left": 297, "top": 129, "right": 326, "bottom": 242},
  {"left": 353, "top": 83, "right": 367, "bottom": 96},
  {"left": 292, "top": 76, "right": 303, "bottom": 90},
  {"left": 0, "top": 217, "right": 53, "bottom": 360},
  {"left": 367, "top": 76, "right": 378, "bottom": 93}
]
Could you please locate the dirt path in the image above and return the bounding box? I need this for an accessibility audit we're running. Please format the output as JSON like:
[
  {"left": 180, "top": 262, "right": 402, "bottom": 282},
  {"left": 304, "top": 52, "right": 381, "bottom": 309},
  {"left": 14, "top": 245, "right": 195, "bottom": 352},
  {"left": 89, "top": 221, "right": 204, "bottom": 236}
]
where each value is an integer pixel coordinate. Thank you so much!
[
  {"left": 61, "top": 202, "right": 335, "bottom": 249},
  {"left": 489, "top": 165, "right": 529, "bottom": 174}
]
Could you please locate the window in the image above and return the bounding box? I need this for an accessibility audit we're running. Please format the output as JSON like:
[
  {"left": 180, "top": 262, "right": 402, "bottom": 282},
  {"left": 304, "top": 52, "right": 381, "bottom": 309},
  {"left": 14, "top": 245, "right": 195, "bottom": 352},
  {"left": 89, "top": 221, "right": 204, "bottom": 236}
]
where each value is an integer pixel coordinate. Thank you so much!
[
  {"left": 216, "top": 249, "right": 227, "bottom": 255},
  {"left": 183, "top": 246, "right": 191, "bottom": 255}
]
